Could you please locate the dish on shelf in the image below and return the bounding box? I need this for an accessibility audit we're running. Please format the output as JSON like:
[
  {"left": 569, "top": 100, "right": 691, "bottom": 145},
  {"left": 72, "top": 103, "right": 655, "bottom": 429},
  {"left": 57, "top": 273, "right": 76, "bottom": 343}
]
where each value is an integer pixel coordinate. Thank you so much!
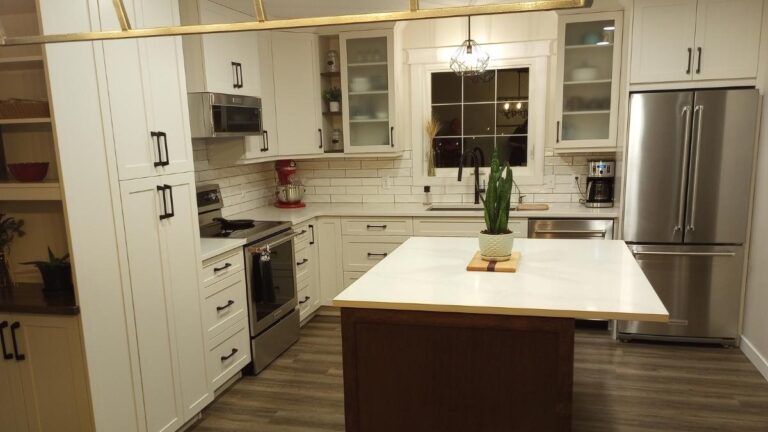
[
  {"left": 350, "top": 77, "right": 372, "bottom": 93},
  {"left": 570, "top": 67, "right": 598, "bottom": 82},
  {"left": 7, "top": 162, "right": 49, "bottom": 182}
]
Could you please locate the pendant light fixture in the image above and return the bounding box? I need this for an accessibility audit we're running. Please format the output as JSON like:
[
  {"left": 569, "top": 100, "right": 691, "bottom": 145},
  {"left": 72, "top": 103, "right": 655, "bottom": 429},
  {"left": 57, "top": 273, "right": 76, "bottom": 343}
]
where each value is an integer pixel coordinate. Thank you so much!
[{"left": 450, "top": 16, "right": 490, "bottom": 77}]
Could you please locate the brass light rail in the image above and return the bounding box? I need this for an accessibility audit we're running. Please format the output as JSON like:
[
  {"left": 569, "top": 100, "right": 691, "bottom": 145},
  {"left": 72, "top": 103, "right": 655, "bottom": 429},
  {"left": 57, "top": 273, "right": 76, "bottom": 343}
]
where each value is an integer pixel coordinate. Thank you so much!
[{"left": 0, "top": 0, "right": 591, "bottom": 46}]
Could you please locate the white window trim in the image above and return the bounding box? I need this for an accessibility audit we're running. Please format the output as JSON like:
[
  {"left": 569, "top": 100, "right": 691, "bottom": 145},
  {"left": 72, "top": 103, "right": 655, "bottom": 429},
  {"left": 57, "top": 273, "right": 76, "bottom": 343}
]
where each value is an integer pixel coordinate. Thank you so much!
[{"left": 408, "top": 41, "right": 551, "bottom": 186}]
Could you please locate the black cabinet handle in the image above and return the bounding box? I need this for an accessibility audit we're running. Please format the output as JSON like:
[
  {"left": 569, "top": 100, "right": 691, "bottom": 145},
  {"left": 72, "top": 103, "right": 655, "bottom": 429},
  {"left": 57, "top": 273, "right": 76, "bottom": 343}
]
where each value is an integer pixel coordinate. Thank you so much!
[
  {"left": 296, "top": 258, "right": 309, "bottom": 266},
  {"left": 299, "top": 296, "right": 310, "bottom": 304},
  {"left": 213, "top": 262, "right": 232, "bottom": 272},
  {"left": 237, "top": 63, "right": 244, "bottom": 89},
  {"left": 158, "top": 132, "right": 169, "bottom": 166},
  {"left": 262, "top": 130, "right": 269, "bottom": 152},
  {"left": 220, "top": 348, "right": 238, "bottom": 362},
  {"left": 309, "top": 224, "right": 315, "bottom": 245},
  {"left": 165, "top": 184, "right": 175, "bottom": 218},
  {"left": 556, "top": 121, "right": 560, "bottom": 143},
  {"left": 366, "top": 224, "right": 387, "bottom": 230},
  {"left": 318, "top": 128, "right": 323, "bottom": 149},
  {"left": 157, "top": 185, "right": 170, "bottom": 220},
  {"left": 151, "top": 131, "right": 163, "bottom": 167},
  {"left": 0, "top": 321, "right": 12, "bottom": 360},
  {"left": 231, "top": 62, "right": 240, "bottom": 88},
  {"left": 686, "top": 48, "right": 692, "bottom": 74},
  {"left": 390, "top": 126, "right": 394, "bottom": 148},
  {"left": 216, "top": 300, "right": 235, "bottom": 312},
  {"left": 10, "top": 322, "right": 24, "bottom": 361},
  {"left": 696, "top": 47, "right": 702, "bottom": 74},
  {"left": 367, "top": 252, "right": 388, "bottom": 258}
]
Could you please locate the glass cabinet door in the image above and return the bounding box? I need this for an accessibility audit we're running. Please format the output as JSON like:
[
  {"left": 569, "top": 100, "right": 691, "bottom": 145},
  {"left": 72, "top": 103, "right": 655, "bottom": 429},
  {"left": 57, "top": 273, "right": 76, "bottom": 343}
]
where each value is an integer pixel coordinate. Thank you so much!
[
  {"left": 340, "top": 30, "right": 395, "bottom": 153},
  {"left": 556, "top": 12, "right": 622, "bottom": 149}
]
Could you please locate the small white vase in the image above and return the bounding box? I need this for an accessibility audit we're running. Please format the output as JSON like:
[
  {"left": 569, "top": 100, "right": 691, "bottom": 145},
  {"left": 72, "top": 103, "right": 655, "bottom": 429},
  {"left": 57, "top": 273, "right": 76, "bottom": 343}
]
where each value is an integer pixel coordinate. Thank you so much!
[
  {"left": 478, "top": 231, "right": 514, "bottom": 262},
  {"left": 329, "top": 101, "right": 340, "bottom": 112}
]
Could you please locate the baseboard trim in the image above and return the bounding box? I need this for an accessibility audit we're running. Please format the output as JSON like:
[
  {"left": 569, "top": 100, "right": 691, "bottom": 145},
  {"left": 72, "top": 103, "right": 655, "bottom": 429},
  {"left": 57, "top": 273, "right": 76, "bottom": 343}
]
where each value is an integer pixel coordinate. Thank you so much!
[{"left": 741, "top": 336, "right": 768, "bottom": 382}]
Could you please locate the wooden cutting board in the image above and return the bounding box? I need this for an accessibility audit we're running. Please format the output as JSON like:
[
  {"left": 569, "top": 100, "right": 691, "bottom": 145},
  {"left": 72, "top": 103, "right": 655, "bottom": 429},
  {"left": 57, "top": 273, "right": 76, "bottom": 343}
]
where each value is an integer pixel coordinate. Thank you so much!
[
  {"left": 466, "top": 251, "right": 521, "bottom": 273},
  {"left": 516, "top": 203, "right": 549, "bottom": 211}
]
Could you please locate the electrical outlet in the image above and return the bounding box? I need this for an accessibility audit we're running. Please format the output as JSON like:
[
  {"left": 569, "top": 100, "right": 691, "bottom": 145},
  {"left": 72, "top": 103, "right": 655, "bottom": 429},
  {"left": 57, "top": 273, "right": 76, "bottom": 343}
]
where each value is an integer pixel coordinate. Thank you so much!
[{"left": 381, "top": 176, "right": 391, "bottom": 190}]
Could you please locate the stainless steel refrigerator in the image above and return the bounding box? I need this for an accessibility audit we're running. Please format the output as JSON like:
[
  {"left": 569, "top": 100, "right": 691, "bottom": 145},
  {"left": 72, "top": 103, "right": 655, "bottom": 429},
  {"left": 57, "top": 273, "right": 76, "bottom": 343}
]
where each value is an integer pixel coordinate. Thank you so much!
[{"left": 619, "top": 89, "right": 759, "bottom": 345}]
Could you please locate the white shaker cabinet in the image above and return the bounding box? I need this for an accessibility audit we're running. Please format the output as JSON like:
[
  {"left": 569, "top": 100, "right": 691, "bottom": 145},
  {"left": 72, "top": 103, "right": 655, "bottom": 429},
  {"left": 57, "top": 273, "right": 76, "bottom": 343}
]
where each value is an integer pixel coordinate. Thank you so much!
[
  {"left": 100, "top": 0, "right": 195, "bottom": 180},
  {"left": 272, "top": 31, "right": 325, "bottom": 156},
  {"left": 120, "top": 172, "right": 211, "bottom": 432},
  {"left": 631, "top": 0, "right": 763, "bottom": 84},
  {"left": 0, "top": 314, "right": 93, "bottom": 432},
  {"left": 181, "top": 0, "right": 262, "bottom": 97}
]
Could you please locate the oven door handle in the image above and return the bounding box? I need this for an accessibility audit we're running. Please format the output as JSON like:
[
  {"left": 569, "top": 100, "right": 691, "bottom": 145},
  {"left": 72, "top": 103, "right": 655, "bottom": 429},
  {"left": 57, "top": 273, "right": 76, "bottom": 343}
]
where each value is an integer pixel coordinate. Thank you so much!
[{"left": 247, "top": 229, "right": 306, "bottom": 254}]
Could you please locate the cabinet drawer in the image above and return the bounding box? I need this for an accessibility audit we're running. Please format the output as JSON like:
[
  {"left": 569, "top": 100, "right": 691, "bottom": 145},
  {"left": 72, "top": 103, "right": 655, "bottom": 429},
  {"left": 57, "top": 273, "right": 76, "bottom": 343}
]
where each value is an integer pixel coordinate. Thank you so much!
[
  {"left": 207, "top": 319, "right": 251, "bottom": 390},
  {"left": 202, "top": 248, "right": 245, "bottom": 287},
  {"left": 295, "top": 246, "right": 313, "bottom": 281},
  {"left": 297, "top": 280, "right": 311, "bottom": 321},
  {"left": 344, "top": 271, "right": 365, "bottom": 288},
  {"left": 342, "top": 236, "right": 409, "bottom": 272},
  {"left": 203, "top": 271, "right": 248, "bottom": 340},
  {"left": 413, "top": 218, "right": 528, "bottom": 238},
  {"left": 294, "top": 222, "right": 315, "bottom": 249},
  {"left": 341, "top": 217, "right": 413, "bottom": 236}
]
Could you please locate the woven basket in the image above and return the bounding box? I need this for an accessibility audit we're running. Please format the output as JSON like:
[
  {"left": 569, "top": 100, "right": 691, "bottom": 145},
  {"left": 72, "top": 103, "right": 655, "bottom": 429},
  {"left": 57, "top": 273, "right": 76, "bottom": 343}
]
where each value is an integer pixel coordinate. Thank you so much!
[{"left": 0, "top": 99, "right": 50, "bottom": 119}]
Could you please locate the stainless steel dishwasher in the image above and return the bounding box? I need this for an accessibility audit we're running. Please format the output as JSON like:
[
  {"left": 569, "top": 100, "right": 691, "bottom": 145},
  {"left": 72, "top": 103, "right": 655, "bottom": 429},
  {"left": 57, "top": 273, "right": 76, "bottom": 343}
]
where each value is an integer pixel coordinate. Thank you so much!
[{"left": 528, "top": 219, "right": 614, "bottom": 240}]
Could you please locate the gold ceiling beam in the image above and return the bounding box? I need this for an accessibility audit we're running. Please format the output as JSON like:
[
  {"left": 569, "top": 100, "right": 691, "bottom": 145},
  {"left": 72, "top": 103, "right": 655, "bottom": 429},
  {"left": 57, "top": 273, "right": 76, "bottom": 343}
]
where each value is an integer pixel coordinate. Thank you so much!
[
  {"left": 253, "top": 0, "right": 267, "bottom": 22},
  {"left": 112, "top": 0, "right": 132, "bottom": 31},
  {"left": 1, "top": 0, "right": 592, "bottom": 46}
]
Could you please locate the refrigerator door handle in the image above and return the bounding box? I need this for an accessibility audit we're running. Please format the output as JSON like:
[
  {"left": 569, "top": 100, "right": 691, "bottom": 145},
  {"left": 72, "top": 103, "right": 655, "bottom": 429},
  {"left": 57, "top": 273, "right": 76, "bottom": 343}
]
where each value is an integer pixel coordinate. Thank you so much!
[
  {"left": 676, "top": 106, "right": 692, "bottom": 233},
  {"left": 687, "top": 105, "right": 704, "bottom": 232},
  {"left": 632, "top": 251, "right": 736, "bottom": 257}
]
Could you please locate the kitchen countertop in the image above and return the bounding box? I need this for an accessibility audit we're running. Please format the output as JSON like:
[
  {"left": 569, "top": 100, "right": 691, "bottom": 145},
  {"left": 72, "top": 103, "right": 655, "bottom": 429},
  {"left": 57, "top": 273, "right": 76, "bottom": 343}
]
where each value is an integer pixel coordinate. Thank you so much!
[
  {"left": 200, "top": 237, "right": 246, "bottom": 261},
  {"left": 231, "top": 202, "right": 620, "bottom": 225},
  {"left": 0, "top": 282, "right": 79, "bottom": 316},
  {"left": 333, "top": 237, "right": 668, "bottom": 322}
]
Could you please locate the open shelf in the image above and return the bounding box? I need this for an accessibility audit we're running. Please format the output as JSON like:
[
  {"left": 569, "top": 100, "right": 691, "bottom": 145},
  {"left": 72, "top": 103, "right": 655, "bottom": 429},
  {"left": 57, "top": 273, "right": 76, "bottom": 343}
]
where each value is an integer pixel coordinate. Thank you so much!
[
  {"left": 0, "top": 55, "right": 44, "bottom": 71},
  {"left": 565, "top": 43, "right": 613, "bottom": 50},
  {"left": 0, "top": 117, "right": 51, "bottom": 125},
  {"left": 320, "top": 71, "right": 341, "bottom": 78},
  {"left": 0, "top": 180, "right": 61, "bottom": 201},
  {"left": 348, "top": 61, "right": 387, "bottom": 67},
  {"left": 323, "top": 111, "right": 342, "bottom": 117}
]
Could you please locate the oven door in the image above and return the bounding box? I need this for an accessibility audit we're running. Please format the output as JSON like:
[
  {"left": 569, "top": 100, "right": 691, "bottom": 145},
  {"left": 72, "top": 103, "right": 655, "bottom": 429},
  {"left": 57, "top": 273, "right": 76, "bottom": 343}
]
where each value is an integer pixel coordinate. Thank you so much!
[{"left": 245, "top": 230, "right": 299, "bottom": 336}]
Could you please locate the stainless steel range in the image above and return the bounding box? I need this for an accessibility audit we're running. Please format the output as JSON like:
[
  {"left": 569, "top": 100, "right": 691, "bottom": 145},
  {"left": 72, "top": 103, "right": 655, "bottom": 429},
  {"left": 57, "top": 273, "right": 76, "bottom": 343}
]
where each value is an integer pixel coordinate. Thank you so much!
[{"left": 197, "top": 184, "right": 300, "bottom": 373}]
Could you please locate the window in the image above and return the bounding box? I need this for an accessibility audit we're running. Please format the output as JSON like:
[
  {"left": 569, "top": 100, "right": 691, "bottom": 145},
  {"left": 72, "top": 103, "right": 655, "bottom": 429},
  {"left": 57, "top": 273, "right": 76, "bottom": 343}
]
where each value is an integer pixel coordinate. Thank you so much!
[{"left": 430, "top": 68, "right": 530, "bottom": 169}]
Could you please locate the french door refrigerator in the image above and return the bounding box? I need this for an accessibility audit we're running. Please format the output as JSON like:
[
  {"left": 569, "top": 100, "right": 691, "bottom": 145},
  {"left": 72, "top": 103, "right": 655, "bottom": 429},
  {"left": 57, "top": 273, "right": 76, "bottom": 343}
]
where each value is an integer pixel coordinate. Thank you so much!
[{"left": 619, "top": 88, "right": 759, "bottom": 345}]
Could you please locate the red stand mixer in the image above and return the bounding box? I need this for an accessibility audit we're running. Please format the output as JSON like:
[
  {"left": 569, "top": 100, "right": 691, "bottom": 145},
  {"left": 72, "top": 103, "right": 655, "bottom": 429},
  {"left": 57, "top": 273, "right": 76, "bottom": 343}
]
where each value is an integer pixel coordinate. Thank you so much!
[{"left": 274, "top": 160, "right": 306, "bottom": 208}]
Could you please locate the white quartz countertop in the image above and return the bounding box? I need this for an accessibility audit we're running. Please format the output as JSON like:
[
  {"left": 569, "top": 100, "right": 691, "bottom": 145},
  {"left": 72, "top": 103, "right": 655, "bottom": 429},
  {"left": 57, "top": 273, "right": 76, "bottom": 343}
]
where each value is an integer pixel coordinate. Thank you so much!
[
  {"left": 200, "top": 237, "right": 246, "bottom": 261},
  {"left": 333, "top": 237, "right": 668, "bottom": 321},
  {"left": 231, "top": 202, "right": 619, "bottom": 225}
]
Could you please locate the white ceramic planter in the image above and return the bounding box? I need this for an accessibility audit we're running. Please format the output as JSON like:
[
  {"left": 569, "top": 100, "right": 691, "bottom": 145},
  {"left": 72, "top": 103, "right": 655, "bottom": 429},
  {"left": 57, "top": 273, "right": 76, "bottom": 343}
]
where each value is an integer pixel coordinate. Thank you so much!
[
  {"left": 329, "top": 101, "right": 340, "bottom": 112},
  {"left": 478, "top": 231, "right": 514, "bottom": 262}
]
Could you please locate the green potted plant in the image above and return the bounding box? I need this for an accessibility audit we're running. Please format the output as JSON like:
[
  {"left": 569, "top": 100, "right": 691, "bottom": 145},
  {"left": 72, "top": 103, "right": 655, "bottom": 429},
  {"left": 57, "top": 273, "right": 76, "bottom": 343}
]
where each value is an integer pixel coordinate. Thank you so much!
[
  {"left": 23, "top": 247, "right": 74, "bottom": 293},
  {"left": 478, "top": 149, "right": 515, "bottom": 262},
  {"left": 0, "top": 214, "right": 25, "bottom": 289},
  {"left": 323, "top": 86, "right": 342, "bottom": 112}
]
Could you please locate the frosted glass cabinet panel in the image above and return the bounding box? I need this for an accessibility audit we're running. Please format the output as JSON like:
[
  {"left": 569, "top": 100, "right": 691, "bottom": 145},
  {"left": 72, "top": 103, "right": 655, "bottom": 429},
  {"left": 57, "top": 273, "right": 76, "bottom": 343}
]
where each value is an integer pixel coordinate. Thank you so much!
[
  {"left": 555, "top": 12, "right": 622, "bottom": 150},
  {"left": 340, "top": 30, "right": 397, "bottom": 153}
]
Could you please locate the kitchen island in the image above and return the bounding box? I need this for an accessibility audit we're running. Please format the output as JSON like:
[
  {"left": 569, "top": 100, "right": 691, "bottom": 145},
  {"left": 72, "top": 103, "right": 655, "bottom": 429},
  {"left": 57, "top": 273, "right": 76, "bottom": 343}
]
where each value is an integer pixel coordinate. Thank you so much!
[{"left": 333, "top": 237, "right": 668, "bottom": 432}]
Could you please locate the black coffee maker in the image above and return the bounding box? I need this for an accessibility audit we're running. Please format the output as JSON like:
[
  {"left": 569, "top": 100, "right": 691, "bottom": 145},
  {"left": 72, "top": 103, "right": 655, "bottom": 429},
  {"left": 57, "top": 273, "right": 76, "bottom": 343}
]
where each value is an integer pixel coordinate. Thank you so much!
[{"left": 585, "top": 160, "right": 615, "bottom": 208}]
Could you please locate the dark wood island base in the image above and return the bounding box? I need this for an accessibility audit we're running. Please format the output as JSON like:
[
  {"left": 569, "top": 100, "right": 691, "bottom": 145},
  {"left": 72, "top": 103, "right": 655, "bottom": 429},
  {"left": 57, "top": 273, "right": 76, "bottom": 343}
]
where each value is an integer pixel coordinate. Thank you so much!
[{"left": 341, "top": 308, "right": 575, "bottom": 432}]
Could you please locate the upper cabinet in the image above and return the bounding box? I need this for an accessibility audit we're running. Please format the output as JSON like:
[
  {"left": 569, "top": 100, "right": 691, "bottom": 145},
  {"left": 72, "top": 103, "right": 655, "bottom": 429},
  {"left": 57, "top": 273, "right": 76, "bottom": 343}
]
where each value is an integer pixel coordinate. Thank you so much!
[
  {"left": 100, "top": 0, "right": 195, "bottom": 180},
  {"left": 272, "top": 31, "right": 325, "bottom": 156},
  {"left": 631, "top": 0, "right": 763, "bottom": 84},
  {"left": 554, "top": 12, "right": 623, "bottom": 151},
  {"left": 181, "top": 0, "right": 261, "bottom": 97},
  {"left": 340, "top": 30, "right": 397, "bottom": 153}
]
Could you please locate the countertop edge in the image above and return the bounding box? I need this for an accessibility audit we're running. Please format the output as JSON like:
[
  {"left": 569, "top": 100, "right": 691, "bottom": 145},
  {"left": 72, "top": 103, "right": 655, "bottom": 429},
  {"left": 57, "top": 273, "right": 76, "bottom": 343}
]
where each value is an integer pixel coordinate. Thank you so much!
[{"left": 200, "top": 238, "right": 247, "bottom": 261}]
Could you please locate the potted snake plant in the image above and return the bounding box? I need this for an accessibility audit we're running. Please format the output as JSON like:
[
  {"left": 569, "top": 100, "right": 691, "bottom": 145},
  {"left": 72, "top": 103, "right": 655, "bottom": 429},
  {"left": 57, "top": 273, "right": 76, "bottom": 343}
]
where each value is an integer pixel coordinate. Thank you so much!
[{"left": 478, "top": 149, "right": 515, "bottom": 261}]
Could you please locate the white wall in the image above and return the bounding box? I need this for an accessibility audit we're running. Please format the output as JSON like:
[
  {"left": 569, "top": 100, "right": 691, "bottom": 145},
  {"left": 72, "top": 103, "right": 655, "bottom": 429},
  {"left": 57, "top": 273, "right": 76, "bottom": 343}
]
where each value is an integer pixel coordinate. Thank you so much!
[{"left": 741, "top": 6, "right": 768, "bottom": 382}]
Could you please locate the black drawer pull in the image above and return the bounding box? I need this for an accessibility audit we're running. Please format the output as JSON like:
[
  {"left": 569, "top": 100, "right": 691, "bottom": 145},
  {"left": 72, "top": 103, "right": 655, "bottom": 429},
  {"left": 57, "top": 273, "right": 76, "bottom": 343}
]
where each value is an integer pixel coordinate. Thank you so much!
[
  {"left": 0, "top": 321, "right": 12, "bottom": 360},
  {"left": 366, "top": 224, "right": 387, "bottom": 230},
  {"left": 296, "top": 258, "right": 309, "bottom": 266},
  {"left": 216, "top": 300, "right": 235, "bottom": 312},
  {"left": 299, "top": 296, "right": 310, "bottom": 304},
  {"left": 221, "top": 348, "right": 238, "bottom": 362},
  {"left": 367, "top": 252, "right": 388, "bottom": 258},
  {"left": 686, "top": 47, "right": 692, "bottom": 74},
  {"left": 213, "top": 262, "right": 232, "bottom": 272},
  {"left": 10, "top": 322, "right": 24, "bottom": 361}
]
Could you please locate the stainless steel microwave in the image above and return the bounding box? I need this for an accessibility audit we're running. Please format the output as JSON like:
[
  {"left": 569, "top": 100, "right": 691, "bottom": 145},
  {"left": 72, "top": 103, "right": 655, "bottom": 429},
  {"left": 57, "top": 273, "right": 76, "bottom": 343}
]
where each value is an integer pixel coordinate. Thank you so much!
[{"left": 188, "top": 92, "right": 263, "bottom": 138}]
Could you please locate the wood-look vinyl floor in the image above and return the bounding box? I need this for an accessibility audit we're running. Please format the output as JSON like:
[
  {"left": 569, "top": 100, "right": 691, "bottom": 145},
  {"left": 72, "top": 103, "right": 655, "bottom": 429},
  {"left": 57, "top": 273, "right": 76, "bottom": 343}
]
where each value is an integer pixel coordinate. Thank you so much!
[{"left": 191, "top": 314, "right": 768, "bottom": 432}]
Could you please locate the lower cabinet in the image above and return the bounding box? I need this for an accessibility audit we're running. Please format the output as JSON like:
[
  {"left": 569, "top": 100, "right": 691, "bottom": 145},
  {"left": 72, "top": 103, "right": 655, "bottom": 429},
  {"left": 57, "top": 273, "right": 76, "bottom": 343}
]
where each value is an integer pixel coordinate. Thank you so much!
[
  {"left": 201, "top": 248, "right": 251, "bottom": 391},
  {"left": 413, "top": 217, "right": 529, "bottom": 238},
  {"left": 295, "top": 220, "right": 321, "bottom": 322},
  {"left": 317, "top": 218, "right": 343, "bottom": 305},
  {"left": 0, "top": 313, "right": 93, "bottom": 432},
  {"left": 343, "top": 272, "right": 365, "bottom": 288},
  {"left": 120, "top": 172, "right": 212, "bottom": 431},
  {"left": 342, "top": 235, "right": 411, "bottom": 272}
]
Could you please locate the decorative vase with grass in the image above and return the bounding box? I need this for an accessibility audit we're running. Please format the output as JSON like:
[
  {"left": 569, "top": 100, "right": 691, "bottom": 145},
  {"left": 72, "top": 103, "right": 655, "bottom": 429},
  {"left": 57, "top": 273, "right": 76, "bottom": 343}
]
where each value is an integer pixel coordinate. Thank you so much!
[
  {"left": 478, "top": 149, "right": 515, "bottom": 262},
  {"left": 323, "top": 86, "right": 342, "bottom": 113},
  {"left": 0, "top": 214, "right": 25, "bottom": 290},
  {"left": 23, "top": 248, "right": 74, "bottom": 294}
]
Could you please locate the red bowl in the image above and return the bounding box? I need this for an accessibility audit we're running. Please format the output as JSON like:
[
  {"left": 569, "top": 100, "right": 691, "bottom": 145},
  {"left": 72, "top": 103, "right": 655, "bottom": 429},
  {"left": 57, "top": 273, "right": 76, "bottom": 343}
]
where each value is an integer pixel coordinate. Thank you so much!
[{"left": 7, "top": 162, "right": 49, "bottom": 182}]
